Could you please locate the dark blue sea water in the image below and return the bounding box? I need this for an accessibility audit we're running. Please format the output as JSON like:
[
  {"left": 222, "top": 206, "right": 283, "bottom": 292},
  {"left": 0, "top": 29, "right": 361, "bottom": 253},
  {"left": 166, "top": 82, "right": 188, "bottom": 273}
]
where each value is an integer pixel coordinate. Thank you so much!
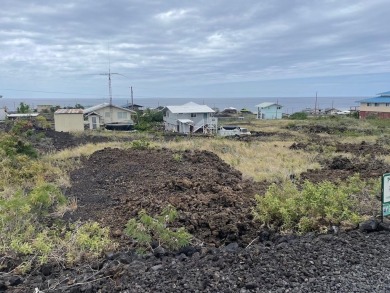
[{"left": 0, "top": 96, "right": 364, "bottom": 114}]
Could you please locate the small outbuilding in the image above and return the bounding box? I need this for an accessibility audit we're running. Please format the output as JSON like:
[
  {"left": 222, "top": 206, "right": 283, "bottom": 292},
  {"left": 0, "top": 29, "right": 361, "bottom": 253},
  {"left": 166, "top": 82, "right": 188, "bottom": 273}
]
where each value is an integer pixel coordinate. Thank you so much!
[
  {"left": 255, "top": 102, "right": 283, "bottom": 119},
  {"left": 54, "top": 109, "right": 84, "bottom": 132}
]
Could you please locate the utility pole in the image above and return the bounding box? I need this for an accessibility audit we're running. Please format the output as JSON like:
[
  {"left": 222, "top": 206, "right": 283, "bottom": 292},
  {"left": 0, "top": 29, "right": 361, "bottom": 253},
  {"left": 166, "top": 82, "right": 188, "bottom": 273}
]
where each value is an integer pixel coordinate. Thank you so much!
[
  {"left": 314, "top": 92, "right": 318, "bottom": 116},
  {"left": 130, "top": 86, "right": 134, "bottom": 110}
]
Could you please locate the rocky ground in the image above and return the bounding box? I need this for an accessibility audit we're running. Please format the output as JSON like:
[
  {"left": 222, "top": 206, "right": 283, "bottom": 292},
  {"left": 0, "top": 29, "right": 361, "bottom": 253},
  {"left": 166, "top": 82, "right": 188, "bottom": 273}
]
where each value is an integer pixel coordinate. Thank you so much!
[{"left": 2, "top": 130, "right": 390, "bottom": 292}]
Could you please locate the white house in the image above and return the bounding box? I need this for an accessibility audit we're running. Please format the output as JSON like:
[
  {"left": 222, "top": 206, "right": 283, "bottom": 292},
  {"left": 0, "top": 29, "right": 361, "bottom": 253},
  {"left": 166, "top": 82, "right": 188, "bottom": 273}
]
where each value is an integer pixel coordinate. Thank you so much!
[
  {"left": 163, "top": 102, "right": 218, "bottom": 134},
  {"left": 255, "top": 102, "right": 283, "bottom": 119},
  {"left": 83, "top": 103, "right": 136, "bottom": 130}
]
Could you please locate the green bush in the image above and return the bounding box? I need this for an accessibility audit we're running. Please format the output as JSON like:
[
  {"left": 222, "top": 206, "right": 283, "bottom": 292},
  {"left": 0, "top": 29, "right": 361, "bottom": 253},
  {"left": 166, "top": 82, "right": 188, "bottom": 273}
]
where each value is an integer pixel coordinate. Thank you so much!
[
  {"left": 289, "top": 112, "right": 308, "bottom": 120},
  {"left": 0, "top": 133, "right": 37, "bottom": 158},
  {"left": 124, "top": 205, "right": 192, "bottom": 253},
  {"left": 130, "top": 139, "right": 151, "bottom": 150},
  {"left": 0, "top": 184, "right": 66, "bottom": 255},
  {"left": 253, "top": 175, "right": 373, "bottom": 234}
]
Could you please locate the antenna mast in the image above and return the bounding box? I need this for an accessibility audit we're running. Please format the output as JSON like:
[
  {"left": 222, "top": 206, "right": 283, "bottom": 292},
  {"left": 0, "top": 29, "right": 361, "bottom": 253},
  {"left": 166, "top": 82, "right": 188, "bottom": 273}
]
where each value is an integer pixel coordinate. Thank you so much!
[{"left": 130, "top": 86, "right": 134, "bottom": 110}]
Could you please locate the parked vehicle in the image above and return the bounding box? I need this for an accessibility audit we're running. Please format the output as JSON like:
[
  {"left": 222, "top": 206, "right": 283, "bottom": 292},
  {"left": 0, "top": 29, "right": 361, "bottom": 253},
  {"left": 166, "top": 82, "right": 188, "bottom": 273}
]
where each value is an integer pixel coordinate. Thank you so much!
[
  {"left": 218, "top": 125, "right": 251, "bottom": 137},
  {"left": 336, "top": 110, "right": 351, "bottom": 115}
]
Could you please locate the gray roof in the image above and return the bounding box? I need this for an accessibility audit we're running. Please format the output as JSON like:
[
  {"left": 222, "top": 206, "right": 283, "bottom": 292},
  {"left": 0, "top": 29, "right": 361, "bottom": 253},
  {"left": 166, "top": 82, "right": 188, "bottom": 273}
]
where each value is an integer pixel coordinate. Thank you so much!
[
  {"left": 166, "top": 102, "right": 215, "bottom": 114},
  {"left": 55, "top": 109, "right": 84, "bottom": 114},
  {"left": 255, "top": 102, "right": 282, "bottom": 108},
  {"left": 83, "top": 103, "right": 136, "bottom": 114}
]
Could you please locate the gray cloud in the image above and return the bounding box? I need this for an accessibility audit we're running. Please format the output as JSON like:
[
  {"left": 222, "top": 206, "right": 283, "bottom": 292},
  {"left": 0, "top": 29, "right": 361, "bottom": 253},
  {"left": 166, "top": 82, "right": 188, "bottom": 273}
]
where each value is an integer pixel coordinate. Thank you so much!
[{"left": 1, "top": 0, "right": 390, "bottom": 98}]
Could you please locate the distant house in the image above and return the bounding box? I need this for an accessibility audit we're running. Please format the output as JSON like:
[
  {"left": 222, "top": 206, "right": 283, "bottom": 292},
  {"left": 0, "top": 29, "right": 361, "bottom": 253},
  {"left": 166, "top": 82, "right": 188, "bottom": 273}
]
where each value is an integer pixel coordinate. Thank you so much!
[
  {"left": 255, "top": 102, "right": 283, "bottom": 119},
  {"left": 324, "top": 108, "right": 340, "bottom": 115},
  {"left": 36, "top": 105, "right": 53, "bottom": 113},
  {"left": 54, "top": 109, "right": 84, "bottom": 132},
  {"left": 163, "top": 102, "right": 218, "bottom": 134},
  {"left": 122, "top": 103, "right": 144, "bottom": 111},
  {"left": 358, "top": 91, "right": 390, "bottom": 119},
  {"left": 6, "top": 113, "right": 40, "bottom": 120},
  {"left": 0, "top": 108, "right": 6, "bottom": 121},
  {"left": 222, "top": 107, "right": 238, "bottom": 114},
  {"left": 83, "top": 103, "right": 136, "bottom": 130}
]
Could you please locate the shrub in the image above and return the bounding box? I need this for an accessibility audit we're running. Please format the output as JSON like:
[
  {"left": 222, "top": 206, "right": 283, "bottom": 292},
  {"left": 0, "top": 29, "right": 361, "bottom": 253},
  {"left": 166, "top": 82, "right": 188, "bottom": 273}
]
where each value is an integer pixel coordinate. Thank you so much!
[
  {"left": 253, "top": 175, "right": 373, "bottom": 234},
  {"left": 124, "top": 205, "right": 192, "bottom": 253},
  {"left": 130, "top": 139, "right": 150, "bottom": 150},
  {"left": 0, "top": 133, "right": 37, "bottom": 158},
  {"left": 289, "top": 112, "right": 308, "bottom": 120}
]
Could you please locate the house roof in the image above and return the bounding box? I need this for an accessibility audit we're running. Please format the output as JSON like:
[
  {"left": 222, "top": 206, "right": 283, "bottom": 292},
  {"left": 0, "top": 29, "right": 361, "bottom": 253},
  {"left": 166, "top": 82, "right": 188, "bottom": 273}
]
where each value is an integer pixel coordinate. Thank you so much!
[
  {"left": 358, "top": 97, "right": 390, "bottom": 103},
  {"left": 121, "top": 103, "right": 143, "bottom": 108},
  {"left": 166, "top": 102, "right": 215, "bottom": 114},
  {"left": 55, "top": 109, "right": 84, "bottom": 114},
  {"left": 255, "top": 102, "right": 282, "bottom": 108},
  {"left": 83, "top": 103, "right": 136, "bottom": 114},
  {"left": 378, "top": 91, "right": 390, "bottom": 96},
  {"left": 178, "top": 119, "right": 193, "bottom": 124},
  {"left": 7, "top": 113, "right": 39, "bottom": 118}
]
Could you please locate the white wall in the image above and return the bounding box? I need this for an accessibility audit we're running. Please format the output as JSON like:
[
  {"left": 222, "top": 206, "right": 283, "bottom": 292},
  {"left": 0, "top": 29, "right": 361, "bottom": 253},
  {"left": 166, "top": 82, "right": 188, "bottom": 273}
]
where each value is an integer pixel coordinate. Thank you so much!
[
  {"left": 93, "top": 106, "right": 134, "bottom": 124},
  {"left": 0, "top": 108, "right": 6, "bottom": 121},
  {"left": 54, "top": 114, "right": 84, "bottom": 132}
]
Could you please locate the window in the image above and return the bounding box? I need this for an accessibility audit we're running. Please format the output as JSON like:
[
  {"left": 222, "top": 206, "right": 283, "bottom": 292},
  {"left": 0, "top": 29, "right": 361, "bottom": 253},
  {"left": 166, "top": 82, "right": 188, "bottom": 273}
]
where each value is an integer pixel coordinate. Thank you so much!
[
  {"left": 375, "top": 103, "right": 379, "bottom": 107},
  {"left": 117, "top": 112, "right": 128, "bottom": 119},
  {"left": 367, "top": 103, "right": 371, "bottom": 107},
  {"left": 386, "top": 103, "right": 390, "bottom": 107},
  {"left": 105, "top": 112, "right": 110, "bottom": 118},
  {"left": 191, "top": 113, "right": 197, "bottom": 117},
  {"left": 277, "top": 106, "right": 281, "bottom": 109}
]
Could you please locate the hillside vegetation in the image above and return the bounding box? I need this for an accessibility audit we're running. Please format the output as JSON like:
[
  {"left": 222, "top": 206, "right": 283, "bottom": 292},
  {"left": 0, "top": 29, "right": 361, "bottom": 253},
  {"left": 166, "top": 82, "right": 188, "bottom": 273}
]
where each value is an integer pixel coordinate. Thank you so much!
[{"left": 0, "top": 115, "right": 389, "bottom": 274}]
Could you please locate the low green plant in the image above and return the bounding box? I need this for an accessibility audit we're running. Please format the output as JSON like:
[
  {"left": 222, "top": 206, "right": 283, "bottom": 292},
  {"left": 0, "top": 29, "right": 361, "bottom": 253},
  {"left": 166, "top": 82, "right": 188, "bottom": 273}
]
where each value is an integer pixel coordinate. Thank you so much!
[
  {"left": 124, "top": 205, "right": 192, "bottom": 253},
  {"left": 172, "top": 153, "right": 183, "bottom": 162},
  {"left": 289, "top": 112, "right": 308, "bottom": 120},
  {"left": 62, "top": 221, "right": 112, "bottom": 262},
  {"left": 130, "top": 139, "right": 150, "bottom": 150},
  {"left": 0, "top": 133, "right": 37, "bottom": 158},
  {"left": 253, "top": 174, "right": 375, "bottom": 234}
]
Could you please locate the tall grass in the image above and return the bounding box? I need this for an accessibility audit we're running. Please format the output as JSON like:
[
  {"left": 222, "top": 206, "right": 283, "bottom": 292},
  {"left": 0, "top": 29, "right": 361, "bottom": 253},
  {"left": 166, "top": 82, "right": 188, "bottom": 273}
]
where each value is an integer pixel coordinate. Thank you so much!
[{"left": 162, "top": 138, "right": 320, "bottom": 182}]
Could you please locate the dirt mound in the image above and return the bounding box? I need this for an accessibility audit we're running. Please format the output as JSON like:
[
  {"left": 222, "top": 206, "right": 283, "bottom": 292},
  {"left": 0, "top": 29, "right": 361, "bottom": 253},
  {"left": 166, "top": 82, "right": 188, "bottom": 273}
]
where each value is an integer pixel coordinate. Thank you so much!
[
  {"left": 300, "top": 156, "right": 390, "bottom": 184},
  {"left": 335, "top": 141, "right": 390, "bottom": 156},
  {"left": 65, "top": 148, "right": 268, "bottom": 247}
]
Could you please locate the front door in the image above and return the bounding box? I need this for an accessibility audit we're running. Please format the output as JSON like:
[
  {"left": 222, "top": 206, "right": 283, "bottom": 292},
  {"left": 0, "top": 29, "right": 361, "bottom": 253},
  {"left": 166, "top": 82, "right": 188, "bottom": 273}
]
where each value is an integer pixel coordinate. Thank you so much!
[{"left": 92, "top": 116, "right": 98, "bottom": 129}]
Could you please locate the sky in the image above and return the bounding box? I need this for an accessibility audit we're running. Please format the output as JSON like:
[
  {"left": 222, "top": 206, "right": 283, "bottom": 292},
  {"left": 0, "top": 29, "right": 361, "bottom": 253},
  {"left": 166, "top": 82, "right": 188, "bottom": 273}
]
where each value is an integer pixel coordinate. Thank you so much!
[{"left": 1, "top": 0, "right": 390, "bottom": 100}]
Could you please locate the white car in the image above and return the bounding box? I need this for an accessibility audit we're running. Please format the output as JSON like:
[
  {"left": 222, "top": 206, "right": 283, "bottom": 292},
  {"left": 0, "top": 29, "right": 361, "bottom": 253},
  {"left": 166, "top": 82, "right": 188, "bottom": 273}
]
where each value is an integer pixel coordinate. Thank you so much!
[{"left": 336, "top": 110, "right": 351, "bottom": 115}]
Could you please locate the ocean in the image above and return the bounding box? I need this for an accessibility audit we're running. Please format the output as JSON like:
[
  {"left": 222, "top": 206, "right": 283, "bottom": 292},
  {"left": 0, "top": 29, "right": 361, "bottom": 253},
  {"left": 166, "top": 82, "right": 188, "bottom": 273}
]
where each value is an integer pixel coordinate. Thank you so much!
[{"left": 0, "top": 96, "right": 365, "bottom": 114}]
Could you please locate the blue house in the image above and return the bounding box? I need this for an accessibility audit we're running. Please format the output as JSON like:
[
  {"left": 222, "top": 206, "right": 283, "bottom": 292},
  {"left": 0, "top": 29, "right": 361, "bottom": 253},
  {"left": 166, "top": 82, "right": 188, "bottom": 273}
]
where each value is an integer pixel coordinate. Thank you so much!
[
  {"left": 358, "top": 91, "right": 390, "bottom": 119},
  {"left": 255, "top": 102, "right": 283, "bottom": 119}
]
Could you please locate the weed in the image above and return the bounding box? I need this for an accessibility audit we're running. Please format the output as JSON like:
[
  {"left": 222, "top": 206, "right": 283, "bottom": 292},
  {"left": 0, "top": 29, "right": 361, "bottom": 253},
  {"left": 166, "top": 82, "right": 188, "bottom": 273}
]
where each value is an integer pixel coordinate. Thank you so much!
[
  {"left": 172, "top": 153, "right": 183, "bottom": 162},
  {"left": 124, "top": 205, "right": 192, "bottom": 253},
  {"left": 253, "top": 174, "right": 375, "bottom": 234},
  {"left": 130, "top": 139, "right": 151, "bottom": 150}
]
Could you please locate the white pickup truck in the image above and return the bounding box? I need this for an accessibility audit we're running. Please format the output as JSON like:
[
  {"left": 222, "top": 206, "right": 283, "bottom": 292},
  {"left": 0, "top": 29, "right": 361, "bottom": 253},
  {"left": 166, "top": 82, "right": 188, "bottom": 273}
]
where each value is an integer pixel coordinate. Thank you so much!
[{"left": 218, "top": 125, "right": 251, "bottom": 137}]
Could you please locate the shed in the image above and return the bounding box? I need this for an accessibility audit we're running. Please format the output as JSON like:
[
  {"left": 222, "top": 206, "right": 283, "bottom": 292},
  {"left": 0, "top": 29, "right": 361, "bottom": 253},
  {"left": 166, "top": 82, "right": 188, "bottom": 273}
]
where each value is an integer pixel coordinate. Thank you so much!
[{"left": 54, "top": 109, "right": 84, "bottom": 132}]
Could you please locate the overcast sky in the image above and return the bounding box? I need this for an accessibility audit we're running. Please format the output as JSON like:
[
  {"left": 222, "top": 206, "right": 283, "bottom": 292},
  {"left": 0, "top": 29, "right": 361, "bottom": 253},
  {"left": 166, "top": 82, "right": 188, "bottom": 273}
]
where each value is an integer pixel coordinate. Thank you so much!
[{"left": 1, "top": 0, "right": 390, "bottom": 100}]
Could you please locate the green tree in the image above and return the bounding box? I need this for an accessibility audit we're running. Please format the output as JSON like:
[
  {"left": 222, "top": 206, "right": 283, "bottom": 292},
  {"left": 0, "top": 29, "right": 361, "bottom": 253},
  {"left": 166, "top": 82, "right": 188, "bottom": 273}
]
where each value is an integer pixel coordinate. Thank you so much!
[{"left": 16, "top": 102, "right": 30, "bottom": 113}]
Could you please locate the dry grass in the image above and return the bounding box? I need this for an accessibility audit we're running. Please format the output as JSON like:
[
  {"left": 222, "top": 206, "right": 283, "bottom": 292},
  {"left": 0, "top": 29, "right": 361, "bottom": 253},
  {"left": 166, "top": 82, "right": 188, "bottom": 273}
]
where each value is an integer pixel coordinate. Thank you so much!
[{"left": 161, "top": 138, "right": 320, "bottom": 182}]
